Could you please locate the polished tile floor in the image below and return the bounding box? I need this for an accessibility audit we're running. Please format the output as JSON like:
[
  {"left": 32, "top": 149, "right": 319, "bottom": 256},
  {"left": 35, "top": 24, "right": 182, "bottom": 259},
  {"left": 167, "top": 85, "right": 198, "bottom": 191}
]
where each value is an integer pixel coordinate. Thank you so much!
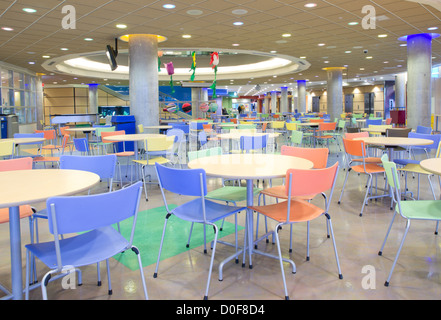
[{"left": 1, "top": 139, "right": 441, "bottom": 300}]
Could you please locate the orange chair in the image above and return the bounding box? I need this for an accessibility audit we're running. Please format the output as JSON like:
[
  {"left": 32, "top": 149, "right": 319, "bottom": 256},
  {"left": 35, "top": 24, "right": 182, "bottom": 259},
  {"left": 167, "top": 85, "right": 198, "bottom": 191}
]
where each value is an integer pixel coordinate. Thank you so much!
[
  {"left": 256, "top": 146, "right": 329, "bottom": 254},
  {"left": 230, "top": 118, "right": 238, "bottom": 124},
  {"left": 35, "top": 129, "right": 59, "bottom": 156},
  {"left": 101, "top": 130, "right": 135, "bottom": 186},
  {"left": 249, "top": 162, "right": 342, "bottom": 300},
  {"left": 344, "top": 132, "right": 382, "bottom": 164},
  {"left": 33, "top": 134, "right": 72, "bottom": 168},
  {"left": 314, "top": 122, "right": 339, "bottom": 152},
  {"left": 338, "top": 138, "right": 386, "bottom": 216},
  {"left": 309, "top": 119, "right": 324, "bottom": 123},
  {"left": 0, "top": 157, "right": 37, "bottom": 290}
]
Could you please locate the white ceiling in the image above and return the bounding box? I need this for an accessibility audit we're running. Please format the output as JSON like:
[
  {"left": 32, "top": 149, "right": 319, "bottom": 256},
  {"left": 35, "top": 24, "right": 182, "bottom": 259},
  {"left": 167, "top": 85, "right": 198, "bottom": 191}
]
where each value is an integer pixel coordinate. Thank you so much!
[{"left": 1, "top": 0, "right": 441, "bottom": 94}]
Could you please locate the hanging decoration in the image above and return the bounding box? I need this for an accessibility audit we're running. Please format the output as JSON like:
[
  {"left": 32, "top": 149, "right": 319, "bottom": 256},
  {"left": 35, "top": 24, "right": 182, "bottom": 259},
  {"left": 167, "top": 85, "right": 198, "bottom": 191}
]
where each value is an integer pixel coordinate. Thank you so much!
[
  {"left": 189, "top": 51, "right": 197, "bottom": 81},
  {"left": 182, "top": 103, "right": 192, "bottom": 114},
  {"left": 210, "top": 52, "right": 219, "bottom": 98},
  {"left": 158, "top": 51, "right": 163, "bottom": 72},
  {"left": 165, "top": 62, "right": 175, "bottom": 94},
  {"left": 199, "top": 103, "right": 209, "bottom": 112},
  {"left": 208, "top": 102, "right": 218, "bottom": 113},
  {"left": 165, "top": 102, "right": 177, "bottom": 113}
]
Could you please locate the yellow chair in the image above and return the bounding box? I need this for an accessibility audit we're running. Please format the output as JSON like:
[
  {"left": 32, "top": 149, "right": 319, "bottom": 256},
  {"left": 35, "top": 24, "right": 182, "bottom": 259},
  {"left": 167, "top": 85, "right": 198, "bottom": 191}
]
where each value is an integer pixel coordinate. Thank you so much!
[
  {"left": 138, "top": 124, "right": 144, "bottom": 133},
  {"left": 0, "top": 140, "right": 14, "bottom": 159},
  {"left": 368, "top": 124, "right": 392, "bottom": 136},
  {"left": 133, "top": 135, "right": 174, "bottom": 200}
]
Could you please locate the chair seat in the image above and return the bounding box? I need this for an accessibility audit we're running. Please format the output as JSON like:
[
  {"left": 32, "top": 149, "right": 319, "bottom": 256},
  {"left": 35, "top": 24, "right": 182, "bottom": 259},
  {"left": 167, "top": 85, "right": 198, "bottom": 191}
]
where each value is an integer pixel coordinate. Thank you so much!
[
  {"left": 399, "top": 163, "right": 432, "bottom": 175},
  {"left": 25, "top": 226, "right": 129, "bottom": 269},
  {"left": 394, "top": 159, "right": 420, "bottom": 166},
  {"left": 249, "top": 199, "right": 323, "bottom": 223},
  {"left": 133, "top": 157, "right": 169, "bottom": 166},
  {"left": 114, "top": 151, "right": 135, "bottom": 157},
  {"left": 350, "top": 163, "right": 385, "bottom": 174},
  {"left": 350, "top": 157, "right": 381, "bottom": 163},
  {"left": 42, "top": 145, "right": 61, "bottom": 150},
  {"left": 0, "top": 205, "right": 34, "bottom": 224},
  {"left": 260, "top": 185, "right": 316, "bottom": 201},
  {"left": 173, "top": 198, "right": 245, "bottom": 224},
  {"left": 206, "top": 186, "right": 262, "bottom": 203},
  {"left": 33, "top": 156, "right": 60, "bottom": 163},
  {"left": 400, "top": 200, "right": 441, "bottom": 220}
]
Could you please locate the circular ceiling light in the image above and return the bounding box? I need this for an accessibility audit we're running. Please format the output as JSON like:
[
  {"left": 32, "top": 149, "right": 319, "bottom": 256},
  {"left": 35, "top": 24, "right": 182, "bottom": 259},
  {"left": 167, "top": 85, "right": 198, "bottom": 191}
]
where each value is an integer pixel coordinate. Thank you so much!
[
  {"left": 233, "top": 21, "right": 244, "bottom": 26},
  {"left": 348, "top": 21, "right": 358, "bottom": 25},
  {"left": 116, "top": 24, "right": 127, "bottom": 29},
  {"left": 304, "top": 3, "right": 317, "bottom": 8},
  {"left": 163, "top": 4, "right": 176, "bottom": 9},
  {"left": 1, "top": 27, "right": 14, "bottom": 31},
  {"left": 282, "top": 33, "right": 291, "bottom": 37},
  {"left": 378, "top": 34, "right": 388, "bottom": 38},
  {"left": 84, "top": 38, "right": 94, "bottom": 41},
  {"left": 22, "top": 8, "right": 37, "bottom": 13},
  {"left": 182, "top": 34, "right": 192, "bottom": 38},
  {"left": 232, "top": 9, "right": 248, "bottom": 15},
  {"left": 187, "top": 9, "right": 203, "bottom": 15}
]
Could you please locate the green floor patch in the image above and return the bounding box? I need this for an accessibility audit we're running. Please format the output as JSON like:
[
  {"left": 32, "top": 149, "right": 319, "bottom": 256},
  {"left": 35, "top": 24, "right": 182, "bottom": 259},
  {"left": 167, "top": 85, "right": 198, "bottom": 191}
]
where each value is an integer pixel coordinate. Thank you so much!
[{"left": 113, "top": 205, "right": 244, "bottom": 271}]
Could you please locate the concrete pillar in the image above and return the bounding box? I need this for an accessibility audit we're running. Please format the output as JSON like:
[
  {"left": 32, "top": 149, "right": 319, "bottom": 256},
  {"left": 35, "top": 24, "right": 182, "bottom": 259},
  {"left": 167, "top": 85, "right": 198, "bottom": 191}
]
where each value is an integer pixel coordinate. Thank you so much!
[
  {"left": 88, "top": 83, "right": 98, "bottom": 114},
  {"left": 323, "top": 67, "right": 345, "bottom": 122},
  {"left": 400, "top": 33, "right": 439, "bottom": 128},
  {"left": 264, "top": 94, "right": 270, "bottom": 113},
  {"left": 395, "top": 72, "right": 407, "bottom": 109},
  {"left": 280, "top": 86, "right": 288, "bottom": 114},
  {"left": 271, "top": 91, "right": 277, "bottom": 113},
  {"left": 297, "top": 80, "right": 306, "bottom": 113},
  {"left": 127, "top": 34, "right": 161, "bottom": 127},
  {"left": 35, "top": 74, "right": 44, "bottom": 130}
]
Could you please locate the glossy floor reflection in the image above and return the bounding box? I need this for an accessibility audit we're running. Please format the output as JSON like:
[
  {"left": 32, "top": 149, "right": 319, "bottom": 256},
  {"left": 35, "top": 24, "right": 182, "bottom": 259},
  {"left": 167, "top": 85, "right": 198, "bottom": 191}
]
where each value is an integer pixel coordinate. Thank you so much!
[{"left": 1, "top": 142, "right": 441, "bottom": 300}]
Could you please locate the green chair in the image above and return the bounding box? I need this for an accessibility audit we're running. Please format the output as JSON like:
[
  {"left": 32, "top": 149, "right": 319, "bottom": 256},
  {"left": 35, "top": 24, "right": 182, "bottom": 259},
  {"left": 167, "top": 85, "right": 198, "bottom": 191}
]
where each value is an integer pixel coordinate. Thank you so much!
[
  {"left": 89, "top": 126, "right": 116, "bottom": 154},
  {"left": 379, "top": 154, "right": 441, "bottom": 287},
  {"left": 290, "top": 130, "right": 303, "bottom": 147},
  {"left": 187, "top": 147, "right": 262, "bottom": 251},
  {"left": 237, "top": 124, "right": 256, "bottom": 129}
]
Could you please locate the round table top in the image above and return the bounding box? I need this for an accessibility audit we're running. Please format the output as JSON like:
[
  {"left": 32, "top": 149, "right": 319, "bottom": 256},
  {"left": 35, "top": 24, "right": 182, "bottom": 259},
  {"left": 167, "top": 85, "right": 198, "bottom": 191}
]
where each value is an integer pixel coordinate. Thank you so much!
[
  {"left": 420, "top": 158, "right": 441, "bottom": 175},
  {"left": 6, "top": 138, "right": 46, "bottom": 144},
  {"left": 188, "top": 153, "right": 313, "bottom": 180},
  {"left": 0, "top": 169, "right": 100, "bottom": 209},
  {"left": 65, "top": 127, "right": 96, "bottom": 132},
  {"left": 109, "top": 133, "right": 166, "bottom": 142},
  {"left": 144, "top": 125, "right": 173, "bottom": 129},
  {"left": 354, "top": 137, "right": 434, "bottom": 146}
]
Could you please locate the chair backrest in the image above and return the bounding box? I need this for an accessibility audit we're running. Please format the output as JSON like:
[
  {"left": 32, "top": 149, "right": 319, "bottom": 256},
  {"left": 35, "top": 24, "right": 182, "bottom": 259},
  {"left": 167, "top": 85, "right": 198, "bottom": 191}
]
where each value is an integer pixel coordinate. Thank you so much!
[
  {"left": 145, "top": 136, "right": 174, "bottom": 153},
  {"left": 310, "top": 119, "right": 324, "bottom": 123},
  {"left": 271, "top": 121, "right": 285, "bottom": 129},
  {"left": 337, "top": 120, "right": 346, "bottom": 129},
  {"left": 95, "top": 126, "right": 115, "bottom": 138},
  {"left": 284, "top": 162, "right": 339, "bottom": 218},
  {"left": 155, "top": 162, "right": 207, "bottom": 198},
  {"left": 386, "top": 127, "right": 411, "bottom": 137},
  {"left": 0, "top": 157, "right": 33, "bottom": 171},
  {"left": 318, "top": 122, "right": 336, "bottom": 131},
  {"left": 59, "top": 126, "right": 70, "bottom": 136},
  {"left": 0, "top": 140, "right": 14, "bottom": 158},
  {"left": 188, "top": 147, "right": 222, "bottom": 162},
  {"left": 286, "top": 123, "right": 297, "bottom": 131},
  {"left": 346, "top": 127, "right": 360, "bottom": 133},
  {"left": 101, "top": 130, "right": 126, "bottom": 143},
  {"left": 385, "top": 118, "right": 392, "bottom": 125},
  {"left": 381, "top": 154, "right": 402, "bottom": 211},
  {"left": 345, "top": 131, "right": 369, "bottom": 139},
  {"left": 59, "top": 154, "right": 117, "bottom": 180},
  {"left": 203, "top": 124, "right": 213, "bottom": 131},
  {"left": 416, "top": 125, "right": 432, "bottom": 134},
  {"left": 171, "top": 124, "right": 189, "bottom": 134},
  {"left": 281, "top": 145, "right": 328, "bottom": 169},
  {"left": 291, "top": 130, "right": 303, "bottom": 145},
  {"left": 138, "top": 124, "right": 144, "bottom": 133},
  {"left": 35, "top": 129, "right": 56, "bottom": 141},
  {"left": 240, "top": 134, "right": 268, "bottom": 153},
  {"left": 238, "top": 124, "right": 257, "bottom": 129},
  {"left": 368, "top": 124, "right": 392, "bottom": 132},
  {"left": 408, "top": 132, "right": 441, "bottom": 150},
  {"left": 366, "top": 119, "right": 382, "bottom": 126},
  {"left": 73, "top": 138, "right": 89, "bottom": 153},
  {"left": 342, "top": 138, "right": 366, "bottom": 157},
  {"left": 166, "top": 128, "right": 184, "bottom": 142},
  {"left": 46, "top": 181, "right": 143, "bottom": 244}
]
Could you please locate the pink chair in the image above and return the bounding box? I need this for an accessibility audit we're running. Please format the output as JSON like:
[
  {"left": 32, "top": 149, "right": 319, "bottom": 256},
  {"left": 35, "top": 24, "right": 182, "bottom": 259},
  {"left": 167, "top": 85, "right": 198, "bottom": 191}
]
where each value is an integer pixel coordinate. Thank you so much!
[{"left": 249, "top": 163, "right": 342, "bottom": 300}]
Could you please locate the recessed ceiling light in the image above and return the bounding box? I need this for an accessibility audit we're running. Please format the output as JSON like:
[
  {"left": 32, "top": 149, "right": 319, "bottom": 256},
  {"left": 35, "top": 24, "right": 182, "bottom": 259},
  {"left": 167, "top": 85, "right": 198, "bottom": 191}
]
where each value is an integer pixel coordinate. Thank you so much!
[
  {"left": 378, "top": 34, "right": 388, "bottom": 38},
  {"left": 182, "top": 34, "right": 191, "bottom": 38},
  {"left": 232, "top": 9, "right": 248, "bottom": 15},
  {"left": 348, "top": 21, "right": 358, "bottom": 26},
  {"left": 1, "top": 27, "right": 13, "bottom": 31},
  {"left": 400, "top": 43, "right": 407, "bottom": 47},
  {"left": 28, "top": 62, "right": 35, "bottom": 65},
  {"left": 304, "top": 3, "right": 317, "bottom": 8},
  {"left": 233, "top": 21, "right": 244, "bottom": 26},
  {"left": 84, "top": 38, "right": 93, "bottom": 41},
  {"left": 23, "top": 8, "right": 37, "bottom": 13},
  {"left": 318, "top": 43, "right": 325, "bottom": 46},
  {"left": 187, "top": 9, "right": 203, "bottom": 15},
  {"left": 232, "top": 43, "right": 240, "bottom": 46},
  {"left": 300, "top": 56, "right": 306, "bottom": 59},
  {"left": 116, "top": 24, "right": 127, "bottom": 29},
  {"left": 428, "top": 27, "right": 438, "bottom": 31},
  {"left": 163, "top": 4, "right": 176, "bottom": 9},
  {"left": 282, "top": 33, "right": 291, "bottom": 37},
  {"left": 42, "top": 55, "right": 51, "bottom": 58},
  {"left": 60, "top": 48, "right": 69, "bottom": 51},
  {"left": 366, "top": 56, "right": 373, "bottom": 59},
  {"left": 345, "top": 50, "right": 352, "bottom": 53}
]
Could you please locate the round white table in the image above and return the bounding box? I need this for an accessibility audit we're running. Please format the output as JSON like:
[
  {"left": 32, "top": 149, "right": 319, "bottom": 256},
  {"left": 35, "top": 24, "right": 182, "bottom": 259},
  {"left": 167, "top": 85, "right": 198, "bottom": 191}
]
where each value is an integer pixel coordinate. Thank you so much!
[
  {"left": 420, "top": 158, "right": 441, "bottom": 175},
  {"left": 0, "top": 169, "right": 100, "bottom": 300},
  {"left": 188, "top": 153, "right": 313, "bottom": 276}
]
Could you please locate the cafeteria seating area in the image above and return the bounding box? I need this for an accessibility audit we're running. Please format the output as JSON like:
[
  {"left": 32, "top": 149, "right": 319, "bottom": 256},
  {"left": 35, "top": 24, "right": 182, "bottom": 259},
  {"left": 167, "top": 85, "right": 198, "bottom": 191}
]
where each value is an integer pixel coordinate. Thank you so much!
[
  {"left": 1, "top": 114, "right": 441, "bottom": 301},
  {"left": 2, "top": 0, "right": 441, "bottom": 303}
]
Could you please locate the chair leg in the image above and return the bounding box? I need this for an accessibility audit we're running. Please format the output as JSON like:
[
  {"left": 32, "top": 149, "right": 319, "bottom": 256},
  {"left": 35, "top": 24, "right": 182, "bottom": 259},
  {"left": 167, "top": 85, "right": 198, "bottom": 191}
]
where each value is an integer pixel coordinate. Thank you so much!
[
  {"left": 385, "top": 219, "right": 411, "bottom": 287},
  {"left": 204, "top": 223, "right": 218, "bottom": 300},
  {"left": 360, "top": 174, "right": 373, "bottom": 217},
  {"left": 325, "top": 213, "right": 343, "bottom": 279},
  {"left": 154, "top": 214, "right": 170, "bottom": 278},
  {"left": 378, "top": 210, "right": 398, "bottom": 256},
  {"left": 132, "top": 246, "right": 148, "bottom": 299},
  {"left": 338, "top": 168, "right": 350, "bottom": 204},
  {"left": 274, "top": 223, "right": 290, "bottom": 300},
  {"left": 106, "top": 259, "right": 112, "bottom": 295}
]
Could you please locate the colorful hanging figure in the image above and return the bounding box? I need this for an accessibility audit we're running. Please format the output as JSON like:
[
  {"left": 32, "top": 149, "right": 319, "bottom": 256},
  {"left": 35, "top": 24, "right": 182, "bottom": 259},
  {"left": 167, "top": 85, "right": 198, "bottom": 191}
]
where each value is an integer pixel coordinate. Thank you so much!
[
  {"left": 165, "top": 62, "right": 175, "bottom": 94},
  {"left": 210, "top": 52, "right": 219, "bottom": 98},
  {"left": 208, "top": 103, "right": 218, "bottom": 113},
  {"left": 165, "top": 102, "right": 177, "bottom": 113},
  {"left": 158, "top": 51, "right": 163, "bottom": 72},
  {"left": 199, "top": 103, "right": 209, "bottom": 112},
  {"left": 182, "top": 103, "right": 192, "bottom": 114},
  {"left": 189, "top": 51, "right": 197, "bottom": 81}
]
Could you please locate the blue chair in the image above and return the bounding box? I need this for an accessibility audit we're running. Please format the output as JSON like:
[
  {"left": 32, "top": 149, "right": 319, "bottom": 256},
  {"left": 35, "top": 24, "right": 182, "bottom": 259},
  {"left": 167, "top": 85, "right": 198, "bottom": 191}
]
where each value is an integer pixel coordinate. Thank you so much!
[
  {"left": 365, "top": 119, "right": 382, "bottom": 126},
  {"left": 73, "top": 138, "right": 90, "bottom": 155},
  {"left": 24, "top": 181, "right": 148, "bottom": 300},
  {"left": 239, "top": 134, "right": 268, "bottom": 153},
  {"left": 153, "top": 163, "right": 246, "bottom": 300},
  {"left": 416, "top": 125, "right": 432, "bottom": 134}
]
